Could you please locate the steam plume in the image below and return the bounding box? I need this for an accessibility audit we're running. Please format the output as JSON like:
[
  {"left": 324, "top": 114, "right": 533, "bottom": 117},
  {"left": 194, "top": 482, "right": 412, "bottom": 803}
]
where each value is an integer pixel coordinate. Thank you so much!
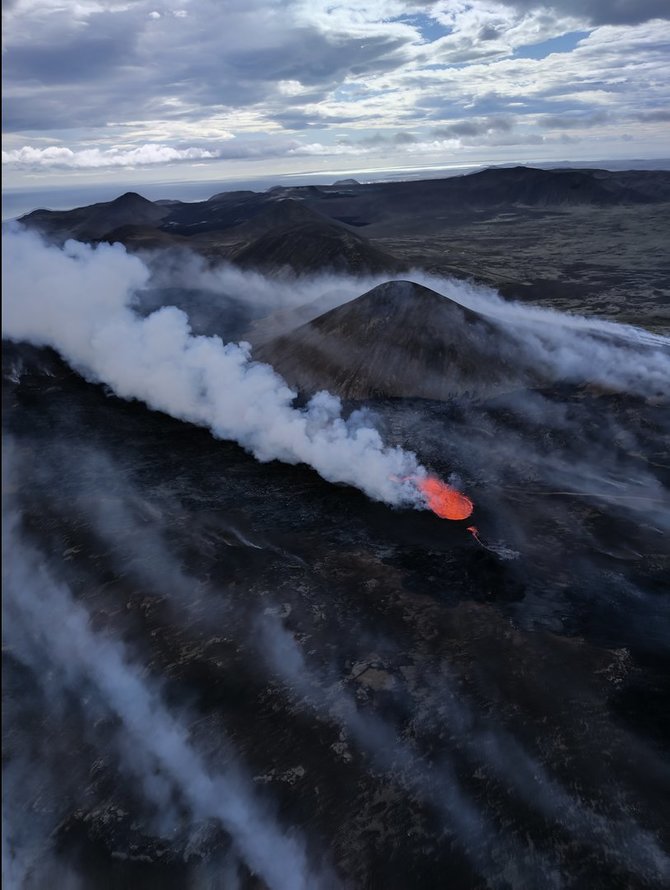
[
  {"left": 412, "top": 271, "right": 670, "bottom": 400},
  {"left": 1, "top": 226, "right": 423, "bottom": 507}
]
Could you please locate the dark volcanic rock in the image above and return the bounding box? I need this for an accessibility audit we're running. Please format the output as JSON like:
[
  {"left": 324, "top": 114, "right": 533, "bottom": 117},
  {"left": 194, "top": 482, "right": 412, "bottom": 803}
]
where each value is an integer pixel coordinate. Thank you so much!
[
  {"left": 96, "top": 223, "right": 192, "bottom": 251},
  {"left": 5, "top": 337, "right": 669, "bottom": 890},
  {"left": 256, "top": 279, "right": 527, "bottom": 399},
  {"left": 226, "top": 197, "right": 329, "bottom": 237},
  {"left": 163, "top": 190, "right": 289, "bottom": 236}
]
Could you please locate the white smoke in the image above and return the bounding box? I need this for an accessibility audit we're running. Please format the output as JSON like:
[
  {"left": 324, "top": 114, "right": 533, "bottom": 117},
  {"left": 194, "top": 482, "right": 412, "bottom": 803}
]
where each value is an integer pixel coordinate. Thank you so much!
[
  {"left": 4, "top": 222, "right": 667, "bottom": 521},
  {"left": 414, "top": 660, "right": 670, "bottom": 883},
  {"left": 142, "top": 246, "right": 387, "bottom": 315},
  {"left": 166, "top": 257, "right": 670, "bottom": 402},
  {"left": 144, "top": 255, "right": 670, "bottom": 401},
  {"left": 1, "top": 225, "right": 425, "bottom": 507}
]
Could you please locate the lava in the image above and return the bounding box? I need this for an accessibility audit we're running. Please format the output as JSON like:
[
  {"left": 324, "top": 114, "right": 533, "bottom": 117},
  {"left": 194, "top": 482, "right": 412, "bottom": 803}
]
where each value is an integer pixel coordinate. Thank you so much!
[
  {"left": 417, "top": 475, "right": 474, "bottom": 520},
  {"left": 467, "top": 525, "right": 484, "bottom": 545},
  {"left": 468, "top": 525, "right": 520, "bottom": 560}
]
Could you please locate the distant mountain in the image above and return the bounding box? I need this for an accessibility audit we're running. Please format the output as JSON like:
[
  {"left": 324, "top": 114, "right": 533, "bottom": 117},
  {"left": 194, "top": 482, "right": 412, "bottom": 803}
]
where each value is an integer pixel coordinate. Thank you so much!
[
  {"left": 19, "top": 190, "right": 401, "bottom": 275},
  {"left": 255, "top": 280, "right": 532, "bottom": 400},
  {"left": 23, "top": 167, "right": 670, "bottom": 248},
  {"left": 433, "top": 165, "right": 670, "bottom": 207},
  {"left": 20, "top": 168, "right": 670, "bottom": 247},
  {"left": 21, "top": 192, "right": 169, "bottom": 242},
  {"left": 284, "top": 167, "right": 670, "bottom": 235}
]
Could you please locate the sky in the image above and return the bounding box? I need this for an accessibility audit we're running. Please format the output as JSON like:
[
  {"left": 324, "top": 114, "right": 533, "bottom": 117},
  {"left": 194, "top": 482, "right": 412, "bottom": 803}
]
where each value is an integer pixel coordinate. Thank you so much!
[{"left": 2, "top": 0, "right": 670, "bottom": 192}]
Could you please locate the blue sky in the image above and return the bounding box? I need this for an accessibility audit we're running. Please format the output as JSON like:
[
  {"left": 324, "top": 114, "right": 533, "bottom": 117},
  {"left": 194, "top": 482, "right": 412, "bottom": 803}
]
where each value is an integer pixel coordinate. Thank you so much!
[{"left": 2, "top": 0, "right": 669, "bottom": 190}]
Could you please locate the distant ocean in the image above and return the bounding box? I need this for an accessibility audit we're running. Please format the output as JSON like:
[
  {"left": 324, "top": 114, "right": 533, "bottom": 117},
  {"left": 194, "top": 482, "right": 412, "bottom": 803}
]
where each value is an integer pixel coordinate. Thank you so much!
[{"left": 3, "top": 158, "right": 669, "bottom": 221}]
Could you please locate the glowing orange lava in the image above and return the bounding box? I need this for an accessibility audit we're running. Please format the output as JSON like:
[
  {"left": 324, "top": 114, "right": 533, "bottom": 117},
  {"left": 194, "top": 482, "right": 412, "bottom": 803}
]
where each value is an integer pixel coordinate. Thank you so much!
[{"left": 417, "top": 476, "right": 474, "bottom": 520}]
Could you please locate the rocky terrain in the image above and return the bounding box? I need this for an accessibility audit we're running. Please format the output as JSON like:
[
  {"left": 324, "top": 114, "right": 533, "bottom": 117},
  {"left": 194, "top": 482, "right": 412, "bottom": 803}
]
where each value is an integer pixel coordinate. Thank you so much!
[
  {"left": 4, "top": 333, "right": 669, "bottom": 890},
  {"left": 4, "top": 166, "right": 670, "bottom": 890}
]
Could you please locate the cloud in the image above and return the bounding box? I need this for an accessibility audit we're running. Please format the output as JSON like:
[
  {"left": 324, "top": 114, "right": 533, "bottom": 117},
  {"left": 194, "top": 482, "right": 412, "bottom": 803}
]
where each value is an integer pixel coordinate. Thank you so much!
[
  {"left": 402, "top": 19, "right": 670, "bottom": 130},
  {"left": 2, "top": 0, "right": 415, "bottom": 133},
  {"left": 410, "top": 0, "right": 666, "bottom": 31},
  {"left": 538, "top": 110, "right": 610, "bottom": 128},
  {"left": 433, "top": 115, "right": 515, "bottom": 137},
  {"left": 2, "top": 143, "right": 221, "bottom": 169},
  {"left": 635, "top": 108, "right": 670, "bottom": 122},
  {"left": 495, "top": 0, "right": 669, "bottom": 26},
  {"left": 3, "top": 0, "right": 669, "bottom": 175},
  {"left": 3, "top": 136, "right": 378, "bottom": 169}
]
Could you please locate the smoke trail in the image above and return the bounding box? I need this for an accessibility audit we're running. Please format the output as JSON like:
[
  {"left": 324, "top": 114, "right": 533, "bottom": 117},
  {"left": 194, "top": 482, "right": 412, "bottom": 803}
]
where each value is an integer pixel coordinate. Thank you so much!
[
  {"left": 258, "top": 614, "right": 560, "bottom": 889},
  {"left": 142, "top": 244, "right": 390, "bottom": 315},
  {"left": 409, "top": 271, "right": 670, "bottom": 400},
  {"left": 414, "top": 662, "right": 670, "bottom": 885},
  {"left": 262, "top": 615, "right": 670, "bottom": 887},
  {"left": 2, "top": 477, "right": 333, "bottom": 890},
  {"left": 147, "top": 248, "right": 670, "bottom": 398},
  {"left": 1, "top": 225, "right": 423, "bottom": 507}
]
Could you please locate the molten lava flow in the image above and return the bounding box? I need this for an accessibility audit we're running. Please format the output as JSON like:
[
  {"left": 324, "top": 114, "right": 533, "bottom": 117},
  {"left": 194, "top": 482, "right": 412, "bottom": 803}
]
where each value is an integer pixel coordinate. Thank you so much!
[
  {"left": 416, "top": 476, "right": 474, "bottom": 520},
  {"left": 467, "top": 525, "right": 483, "bottom": 544},
  {"left": 467, "top": 525, "right": 520, "bottom": 559}
]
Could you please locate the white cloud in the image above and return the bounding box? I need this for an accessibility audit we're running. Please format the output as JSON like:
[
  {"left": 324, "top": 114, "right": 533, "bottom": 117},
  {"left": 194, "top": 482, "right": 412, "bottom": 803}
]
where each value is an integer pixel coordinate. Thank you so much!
[
  {"left": 287, "top": 140, "right": 372, "bottom": 156},
  {"left": 2, "top": 143, "right": 220, "bottom": 169}
]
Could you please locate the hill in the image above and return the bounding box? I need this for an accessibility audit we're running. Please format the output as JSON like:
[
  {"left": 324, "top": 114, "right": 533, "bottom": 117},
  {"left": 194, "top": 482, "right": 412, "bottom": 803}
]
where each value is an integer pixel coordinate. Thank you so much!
[
  {"left": 255, "top": 280, "right": 531, "bottom": 400},
  {"left": 21, "top": 192, "right": 169, "bottom": 241},
  {"left": 232, "top": 217, "right": 402, "bottom": 276}
]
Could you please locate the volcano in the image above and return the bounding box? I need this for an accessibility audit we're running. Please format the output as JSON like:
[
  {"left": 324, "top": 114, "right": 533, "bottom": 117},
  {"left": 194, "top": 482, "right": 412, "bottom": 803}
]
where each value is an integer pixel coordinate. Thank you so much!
[{"left": 255, "top": 279, "right": 530, "bottom": 400}]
